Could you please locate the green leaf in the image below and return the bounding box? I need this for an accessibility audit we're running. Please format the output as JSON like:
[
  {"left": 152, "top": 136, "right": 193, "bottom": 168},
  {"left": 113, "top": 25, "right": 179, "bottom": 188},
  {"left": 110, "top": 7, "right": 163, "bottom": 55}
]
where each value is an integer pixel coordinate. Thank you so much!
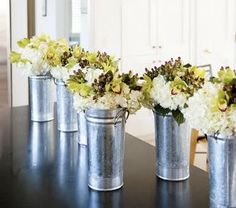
[
  {"left": 172, "top": 109, "right": 185, "bottom": 125},
  {"left": 154, "top": 104, "right": 171, "bottom": 116}
]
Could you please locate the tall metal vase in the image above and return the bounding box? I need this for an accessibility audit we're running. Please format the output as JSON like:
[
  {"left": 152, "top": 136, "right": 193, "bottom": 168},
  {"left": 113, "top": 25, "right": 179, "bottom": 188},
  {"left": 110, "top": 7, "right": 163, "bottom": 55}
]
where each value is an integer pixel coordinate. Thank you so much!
[
  {"left": 77, "top": 111, "right": 87, "bottom": 145},
  {"left": 86, "top": 108, "right": 126, "bottom": 191},
  {"left": 56, "top": 80, "right": 78, "bottom": 132},
  {"left": 29, "top": 75, "right": 54, "bottom": 122},
  {"left": 153, "top": 111, "right": 190, "bottom": 181},
  {"left": 208, "top": 135, "right": 236, "bottom": 207}
]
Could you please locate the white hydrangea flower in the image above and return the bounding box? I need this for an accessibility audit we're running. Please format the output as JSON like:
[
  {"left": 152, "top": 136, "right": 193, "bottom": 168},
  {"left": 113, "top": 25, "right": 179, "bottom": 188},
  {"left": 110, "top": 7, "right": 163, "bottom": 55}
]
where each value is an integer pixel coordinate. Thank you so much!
[
  {"left": 150, "top": 75, "right": 187, "bottom": 110},
  {"left": 50, "top": 66, "right": 75, "bottom": 82},
  {"left": 183, "top": 82, "right": 236, "bottom": 137},
  {"left": 16, "top": 44, "right": 50, "bottom": 76},
  {"left": 74, "top": 94, "right": 95, "bottom": 112},
  {"left": 114, "top": 95, "right": 128, "bottom": 108},
  {"left": 127, "top": 90, "right": 143, "bottom": 113},
  {"left": 84, "top": 68, "right": 104, "bottom": 84}
]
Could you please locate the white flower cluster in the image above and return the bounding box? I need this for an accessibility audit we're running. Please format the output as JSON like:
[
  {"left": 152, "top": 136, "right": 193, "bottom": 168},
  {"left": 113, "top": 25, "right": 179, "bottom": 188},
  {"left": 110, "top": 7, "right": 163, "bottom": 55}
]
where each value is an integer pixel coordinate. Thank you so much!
[
  {"left": 150, "top": 75, "right": 187, "bottom": 110},
  {"left": 73, "top": 90, "right": 142, "bottom": 114},
  {"left": 50, "top": 64, "right": 81, "bottom": 83},
  {"left": 15, "top": 42, "right": 50, "bottom": 76},
  {"left": 183, "top": 82, "right": 236, "bottom": 137},
  {"left": 84, "top": 68, "right": 104, "bottom": 85}
]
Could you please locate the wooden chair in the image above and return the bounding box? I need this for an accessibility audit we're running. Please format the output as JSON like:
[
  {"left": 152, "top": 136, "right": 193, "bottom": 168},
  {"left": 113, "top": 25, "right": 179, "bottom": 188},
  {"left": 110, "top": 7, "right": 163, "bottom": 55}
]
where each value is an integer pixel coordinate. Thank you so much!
[{"left": 190, "top": 129, "right": 199, "bottom": 165}]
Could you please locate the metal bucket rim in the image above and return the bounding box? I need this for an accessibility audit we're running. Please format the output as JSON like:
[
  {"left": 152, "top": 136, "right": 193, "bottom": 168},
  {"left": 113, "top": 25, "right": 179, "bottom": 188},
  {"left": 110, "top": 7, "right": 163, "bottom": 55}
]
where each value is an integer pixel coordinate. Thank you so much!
[
  {"left": 86, "top": 107, "right": 126, "bottom": 118},
  {"left": 152, "top": 109, "right": 172, "bottom": 117},
  {"left": 55, "top": 79, "right": 66, "bottom": 86},
  {"left": 208, "top": 134, "right": 236, "bottom": 140},
  {"left": 29, "top": 75, "right": 51, "bottom": 80}
]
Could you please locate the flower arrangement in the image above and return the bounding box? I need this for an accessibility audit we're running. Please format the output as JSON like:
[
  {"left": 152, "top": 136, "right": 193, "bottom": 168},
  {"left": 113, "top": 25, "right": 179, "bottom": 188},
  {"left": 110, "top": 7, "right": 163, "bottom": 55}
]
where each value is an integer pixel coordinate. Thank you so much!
[
  {"left": 10, "top": 34, "right": 52, "bottom": 76},
  {"left": 46, "top": 40, "right": 88, "bottom": 82},
  {"left": 48, "top": 43, "right": 119, "bottom": 83},
  {"left": 67, "top": 68, "right": 143, "bottom": 114},
  {"left": 183, "top": 67, "right": 236, "bottom": 137},
  {"left": 142, "top": 57, "right": 206, "bottom": 124}
]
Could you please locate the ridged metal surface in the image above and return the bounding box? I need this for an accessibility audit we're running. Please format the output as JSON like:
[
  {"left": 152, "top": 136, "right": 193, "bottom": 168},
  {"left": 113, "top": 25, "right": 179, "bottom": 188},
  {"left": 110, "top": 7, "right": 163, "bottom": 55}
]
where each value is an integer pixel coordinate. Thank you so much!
[
  {"left": 86, "top": 108, "right": 126, "bottom": 191},
  {"left": 77, "top": 111, "right": 87, "bottom": 145},
  {"left": 56, "top": 81, "right": 78, "bottom": 132},
  {"left": 29, "top": 75, "right": 54, "bottom": 122},
  {"left": 153, "top": 112, "right": 190, "bottom": 181},
  {"left": 208, "top": 135, "right": 236, "bottom": 207}
]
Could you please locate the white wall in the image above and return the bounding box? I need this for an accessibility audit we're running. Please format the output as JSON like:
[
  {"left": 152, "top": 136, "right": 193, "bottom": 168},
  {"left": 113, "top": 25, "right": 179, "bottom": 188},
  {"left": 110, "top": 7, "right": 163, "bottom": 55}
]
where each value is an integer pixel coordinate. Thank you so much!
[{"left": 11, "top": 0, "right": 28, "bottom": 106}]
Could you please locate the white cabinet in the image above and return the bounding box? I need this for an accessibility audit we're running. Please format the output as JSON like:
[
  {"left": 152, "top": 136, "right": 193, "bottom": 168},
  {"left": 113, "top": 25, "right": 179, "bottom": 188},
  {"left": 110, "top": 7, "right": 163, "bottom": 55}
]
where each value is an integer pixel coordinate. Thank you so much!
[
  {"left": 88, "top": 0, "right": 122, "bottom": 57},
  {"left": 192, "top": 0, "right": 236, "bottom": 74},
  {"left": 121, "top": 0, "right": 191, "bottom": 74},
  {"left": 156, "top": 0, "right": 191, "bottom": 63}
]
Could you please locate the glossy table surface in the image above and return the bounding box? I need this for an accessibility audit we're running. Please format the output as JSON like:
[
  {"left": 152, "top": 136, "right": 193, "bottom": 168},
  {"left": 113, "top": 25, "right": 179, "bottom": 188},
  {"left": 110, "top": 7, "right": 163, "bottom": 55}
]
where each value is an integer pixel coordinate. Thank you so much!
[{"left": 0, "top": 106, "right": 209, "bottom": 208}]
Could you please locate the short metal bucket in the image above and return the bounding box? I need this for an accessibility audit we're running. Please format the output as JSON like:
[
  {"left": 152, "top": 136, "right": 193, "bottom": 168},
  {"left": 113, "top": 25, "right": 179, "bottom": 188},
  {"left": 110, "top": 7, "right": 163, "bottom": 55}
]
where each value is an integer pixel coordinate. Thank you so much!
[
  {"left": 153, "top": 111, "right": 190, "bottom": 181},
  {"left": 86, "top": 108, "right": 126, "bottom": 191},
  {"left": 77, "top": 111, "right": 87, "bottom": 145},
  {"left": 56, "top": 80, "right": 78, "bottom": 132},
  {"left": 29, "top": 75, "right": 54, "bottom": 122},
  {"left": 208, "top": 135, "right": 236, "bottom": 207}
]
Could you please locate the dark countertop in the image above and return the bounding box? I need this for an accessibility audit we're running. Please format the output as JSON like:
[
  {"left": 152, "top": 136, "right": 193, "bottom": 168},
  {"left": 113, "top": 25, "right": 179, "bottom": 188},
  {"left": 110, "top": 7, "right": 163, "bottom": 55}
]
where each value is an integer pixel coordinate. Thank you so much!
[{"left": 0, "top": 106, "right": 209, "bottom": 208}]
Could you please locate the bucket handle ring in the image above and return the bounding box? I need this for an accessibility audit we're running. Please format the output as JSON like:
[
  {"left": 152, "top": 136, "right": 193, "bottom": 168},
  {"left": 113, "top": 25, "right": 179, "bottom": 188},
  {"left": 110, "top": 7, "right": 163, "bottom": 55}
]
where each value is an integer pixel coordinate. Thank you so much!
[{"left": 114, "top": 108, "right": 129, "bottom": 126}]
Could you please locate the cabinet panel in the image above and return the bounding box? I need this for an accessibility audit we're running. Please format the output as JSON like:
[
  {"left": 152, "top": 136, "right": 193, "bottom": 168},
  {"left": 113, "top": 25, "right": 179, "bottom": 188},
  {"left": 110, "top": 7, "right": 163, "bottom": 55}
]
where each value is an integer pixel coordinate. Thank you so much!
[
  {"left": 92, "top": 0, "right": 122, "bottom": 57},
  {"left": 156, "top": 0, "right": 190, "bottom": 63},
  {"left": 122, "top": 0, "right": 156, "bottom": 56},
  {"left": 194, "top": 0, "right": 236, "bottom": 73}
]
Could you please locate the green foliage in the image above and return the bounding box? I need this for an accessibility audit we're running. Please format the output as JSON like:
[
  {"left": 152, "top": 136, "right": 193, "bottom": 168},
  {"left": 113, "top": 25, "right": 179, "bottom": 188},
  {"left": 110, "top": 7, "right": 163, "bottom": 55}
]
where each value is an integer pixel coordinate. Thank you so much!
[
  {"left": 154, "top": 104, "right": 171, "bottom": 116},
  {"left": 120, "top": 71, "right": 142, "bottom": 91},
  {"left": 154, "top": 105, "right": 185, "bottom": 125},
  {"left": 172, "top": 109, "right": 185, "bottom": 125},
  {"left": 141, "top": 74, "right": 153, "bottom": 108}
]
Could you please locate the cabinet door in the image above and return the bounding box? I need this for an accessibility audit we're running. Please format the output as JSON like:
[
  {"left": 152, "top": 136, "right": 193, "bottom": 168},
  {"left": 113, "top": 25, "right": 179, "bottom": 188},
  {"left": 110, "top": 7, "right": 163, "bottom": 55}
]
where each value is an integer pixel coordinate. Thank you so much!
[
  {"left": 121, "top": 0, "right": 157, "bottom": 73},
  {"left": 91, "top": 0, "right": 122, "bottom": 57},
  {"left": 156, "top": 0, "right": 191, "bottom": 63},
  {"left": 193, "top": 0, "right": 236, "bottom": 73}
]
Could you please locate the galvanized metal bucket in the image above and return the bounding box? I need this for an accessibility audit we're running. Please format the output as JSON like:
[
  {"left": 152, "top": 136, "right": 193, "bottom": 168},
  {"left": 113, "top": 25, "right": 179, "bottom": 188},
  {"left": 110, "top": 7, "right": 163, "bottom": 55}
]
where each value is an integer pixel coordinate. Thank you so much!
[
  {"left": 86, "top": 108, "right": 127, "bottom": 191},
  {"left": 208, "top": 135, "right": 236, "bottom": 207},
  {"left": 77, "top": 111, "right": 87, "bottom": 145},
  {"left": 56, "top": 80, "right": 78, "bottom": 132},
  {"left": 153, "top": 111, "right": 190, "bottom": 181},
  {"left": 29, "top": 75, "right": 54, "bottom": 122}
]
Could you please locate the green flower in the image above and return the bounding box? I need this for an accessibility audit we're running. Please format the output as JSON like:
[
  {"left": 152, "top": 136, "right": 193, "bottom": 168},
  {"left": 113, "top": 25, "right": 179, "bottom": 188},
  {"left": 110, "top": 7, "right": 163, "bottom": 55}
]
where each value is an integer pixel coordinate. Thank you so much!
[
  {"left": 9, "top": 51, "right": 29, "bottom": 64},
  {"left": 170, "top": 77, "right": 188, "bottom": 94},
  {"left": 17, "top": 38, "right": 30, "bottom": 48},
  {"left": 10, "top": 51, "right": 22, "bottom": 63},
  {"left": 217, "top": 67, "right": 236, "bottom": 84}
]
